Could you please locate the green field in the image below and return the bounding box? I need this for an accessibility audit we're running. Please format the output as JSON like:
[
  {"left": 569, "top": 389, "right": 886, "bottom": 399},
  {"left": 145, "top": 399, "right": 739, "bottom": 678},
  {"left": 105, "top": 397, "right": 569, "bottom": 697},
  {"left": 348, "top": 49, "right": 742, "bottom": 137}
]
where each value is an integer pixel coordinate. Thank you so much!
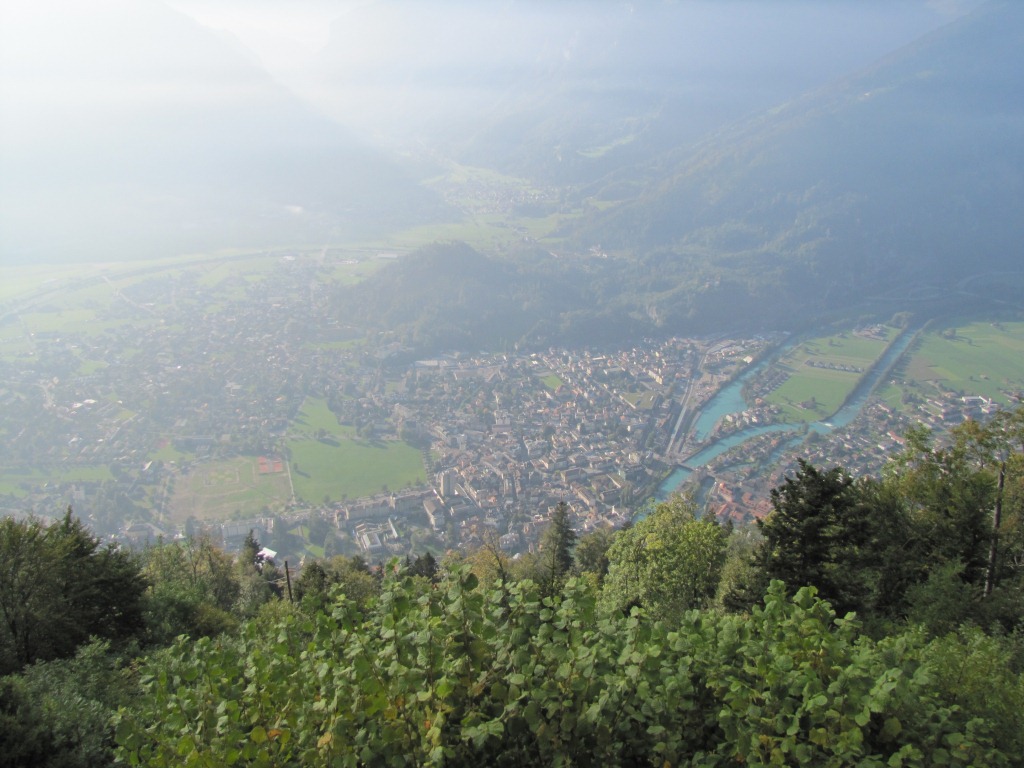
[
  {"left": 768, "top": 371, "right": 854, "bottom": 421},
  {"left": 76, "top": 358, "right": 109, "bottom": 376},
  {"left": 0, "top": 335, "right": 33, "bottom": 356},
  {"left": 0, "top": 265, "right": 100, "bottom": 302},
  {"left": 874, "top": 382, "right": 906, "bottom": 411},
  {"left": 0, "top": 465, "right": 116, "bottom": 497},
  {"left": 285, "top": 523, "right": 326, "bottom": 559},
  {"left": 765, "top": 328, "right": 895, "bottom": 422},
  {"left": 19, "top": 308, "right": 105, "bottom": 334},
  {"left": 286, "top": 398, "right": 426, "bottom": 504},
  {"left": 540, "top": 374, "right": 564, "bottom": 391},
  {"left": 0, "top": 468, "right": 55, "bottom": 497},
  {"left": 900, "top": 321, "right": 1024, "bottom": 404},
  {"left": 370, "top": 218, "right": 523, "bottom": 253},
  {"left": 0, "top": 258, "right": 203, "bottom": 307},
  {"left": 168, "top": 456, "right": 291, "bottom": 523},
  {"left": 326, "top": 258, "right": 389, "bottom": 286},
  {"left": 354, "top": 162, "right": 580, "bottom": 251},
  {"left": 577, "top": 133, "right": 638, "bottom": 159},
  {"left": 292, "top": 397, "right": 345, "bottom": 434}
]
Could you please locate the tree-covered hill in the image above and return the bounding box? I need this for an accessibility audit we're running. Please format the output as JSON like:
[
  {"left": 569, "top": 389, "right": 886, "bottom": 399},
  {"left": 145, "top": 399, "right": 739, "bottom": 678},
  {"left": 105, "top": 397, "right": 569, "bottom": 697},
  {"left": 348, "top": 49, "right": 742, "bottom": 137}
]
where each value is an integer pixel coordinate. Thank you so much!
[
  {"left": 335, "top": 242, "right": 654, "bottom": 352},
  {"left": 566, "top": 0, "right": 1024, "bottom": 330},
  {"left": 334, "top": 237, "right": 855, "bottom": 354}
]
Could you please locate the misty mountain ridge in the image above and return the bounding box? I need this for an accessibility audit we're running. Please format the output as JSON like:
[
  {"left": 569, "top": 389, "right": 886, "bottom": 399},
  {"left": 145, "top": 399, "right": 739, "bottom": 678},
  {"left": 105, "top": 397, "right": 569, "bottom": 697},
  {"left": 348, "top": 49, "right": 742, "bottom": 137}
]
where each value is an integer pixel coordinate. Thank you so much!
[
  {"left": 341, "top": 0, "right": 1023, "bottom": 351},
  {"left": 0, "top": 0, "right": 449, "bottom": 263},
  {"left": 3, "top": 0, "right": 1019, "bottom": 349},
  {"left": 565, "top": 0, "right": 1024, "bottom": 328},
  {"left": 305, "top": 0, "right": 970, "bottom": 186}
]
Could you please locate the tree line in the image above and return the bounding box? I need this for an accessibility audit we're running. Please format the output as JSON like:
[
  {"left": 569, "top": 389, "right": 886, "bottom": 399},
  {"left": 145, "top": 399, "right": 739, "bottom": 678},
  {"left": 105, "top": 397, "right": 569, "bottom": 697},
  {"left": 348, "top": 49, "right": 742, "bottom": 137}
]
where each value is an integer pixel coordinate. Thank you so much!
[{"left": 2, "top": 409, "right": 1024, "bottom": 765}]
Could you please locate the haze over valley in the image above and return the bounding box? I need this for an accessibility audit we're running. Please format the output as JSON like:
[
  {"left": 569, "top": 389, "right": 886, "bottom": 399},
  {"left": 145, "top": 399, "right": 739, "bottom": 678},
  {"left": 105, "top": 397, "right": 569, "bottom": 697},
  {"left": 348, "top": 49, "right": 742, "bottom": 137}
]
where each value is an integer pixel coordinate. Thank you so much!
[
  {"left": 2, "top": 0, "right": 1022, "bottom": 552},
  {"left": 8, "top": 4, "right": 1024, "bottom": 764}
]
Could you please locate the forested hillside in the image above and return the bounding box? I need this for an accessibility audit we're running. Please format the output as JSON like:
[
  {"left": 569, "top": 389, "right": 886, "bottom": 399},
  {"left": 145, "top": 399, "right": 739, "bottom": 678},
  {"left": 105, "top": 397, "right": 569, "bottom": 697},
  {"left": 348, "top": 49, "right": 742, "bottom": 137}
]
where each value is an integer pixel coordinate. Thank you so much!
[
  {"left": 565, "top": 0, "right": 1024, "bottom": 332},
  {"left": 333, "top": 2, "right": 1024, "bottom": 352},
  {"left": 2, "top": 410, "right": 1024, "bottom": 765},
  {"left": 335, "top": 242, "right": 654, "bottom": 352}
]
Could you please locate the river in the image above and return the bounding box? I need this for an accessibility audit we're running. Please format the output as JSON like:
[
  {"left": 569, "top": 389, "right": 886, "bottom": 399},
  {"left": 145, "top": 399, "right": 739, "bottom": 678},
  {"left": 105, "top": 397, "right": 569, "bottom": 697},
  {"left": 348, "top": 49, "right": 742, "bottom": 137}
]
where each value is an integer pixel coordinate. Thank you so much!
[{"left": 657, "top": 325, "right": 920, "bottom": 500}]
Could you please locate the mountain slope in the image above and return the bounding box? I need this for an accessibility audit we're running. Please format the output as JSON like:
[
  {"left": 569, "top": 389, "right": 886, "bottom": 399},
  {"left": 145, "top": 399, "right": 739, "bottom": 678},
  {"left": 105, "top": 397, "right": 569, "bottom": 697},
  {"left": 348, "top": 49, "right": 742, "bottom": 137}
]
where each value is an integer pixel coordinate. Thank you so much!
[
  {"left": 572, "top": 0, "right": 1024, "bottom": 327},
  {"left": 334, "top": 241, "right": 660, "bottom": 353},
  {"left": 0, "top": 0, "right": 448, "bottom": 263},
  {"left": 305, "top": 0, "right": 966, "bottom": 187},
  {"left": 344, "top": 2, "right": 1024, "bottom": 351}
]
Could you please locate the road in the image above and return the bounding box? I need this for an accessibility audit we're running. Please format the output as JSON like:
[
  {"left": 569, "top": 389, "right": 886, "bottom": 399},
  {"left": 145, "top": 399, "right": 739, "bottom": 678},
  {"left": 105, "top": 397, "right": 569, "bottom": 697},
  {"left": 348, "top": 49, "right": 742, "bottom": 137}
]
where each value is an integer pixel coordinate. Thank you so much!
[{"left": 665, "top": 351, "right": 705, "bottom": 457}]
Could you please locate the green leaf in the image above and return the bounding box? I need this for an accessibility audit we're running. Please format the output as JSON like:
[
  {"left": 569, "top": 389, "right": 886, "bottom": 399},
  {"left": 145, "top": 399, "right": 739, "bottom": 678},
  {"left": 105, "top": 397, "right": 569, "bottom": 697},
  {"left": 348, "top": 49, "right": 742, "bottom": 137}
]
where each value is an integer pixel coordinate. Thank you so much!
[
  {"left": 435, "top": 678, "right": 455, "bottom": 699},
  {"left": 807, "top": 693, "right": 829, "bottom": 710},
  {"left": 176, "top": 734, "right": 195, "bottom": 757},
  {"left": 523, "top": 700, "right": 541, "bottom": 730},
  {"left": 881, "top": 717, "right": 902, "bottom": 740},
  {"left": 944, "top": 732, "right": 964, "bottom": 747}
]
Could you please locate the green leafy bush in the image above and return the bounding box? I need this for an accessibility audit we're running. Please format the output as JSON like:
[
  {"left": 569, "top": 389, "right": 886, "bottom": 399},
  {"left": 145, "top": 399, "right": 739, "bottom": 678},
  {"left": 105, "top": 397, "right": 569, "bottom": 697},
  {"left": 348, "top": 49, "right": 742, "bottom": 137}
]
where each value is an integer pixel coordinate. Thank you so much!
[{"left": 115, "top": 571, "right": 1022, "bottom": 766}]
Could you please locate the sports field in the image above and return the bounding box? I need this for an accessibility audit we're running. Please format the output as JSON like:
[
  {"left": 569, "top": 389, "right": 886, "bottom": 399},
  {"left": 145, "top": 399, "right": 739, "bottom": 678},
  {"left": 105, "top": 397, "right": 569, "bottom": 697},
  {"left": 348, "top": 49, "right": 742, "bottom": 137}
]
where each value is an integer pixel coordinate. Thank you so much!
[
  {"left": 540, "top": 374, "right": 564, "bottom": 391},
  {"left": 622, "top": 390, "right": 659, "bottom": 410},
  {"left": 167, "top": 455, "right": 291, "bottom": 523}
]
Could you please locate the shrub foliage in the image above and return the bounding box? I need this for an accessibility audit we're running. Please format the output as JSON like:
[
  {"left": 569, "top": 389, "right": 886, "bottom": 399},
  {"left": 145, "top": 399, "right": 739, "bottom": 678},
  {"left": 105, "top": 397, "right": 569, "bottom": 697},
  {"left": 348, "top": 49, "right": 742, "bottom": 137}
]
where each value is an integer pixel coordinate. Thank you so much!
[{"left": 115, "top": 570, "right": 1022, "bottom": 767}]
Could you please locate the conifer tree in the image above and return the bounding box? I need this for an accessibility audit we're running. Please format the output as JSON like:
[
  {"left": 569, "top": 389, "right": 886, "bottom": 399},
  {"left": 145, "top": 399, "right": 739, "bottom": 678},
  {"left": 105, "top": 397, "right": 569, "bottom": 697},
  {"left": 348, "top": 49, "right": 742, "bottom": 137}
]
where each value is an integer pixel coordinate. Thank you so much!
[{"left": 539, "top": 501, "right": 576, "bottom": 593}]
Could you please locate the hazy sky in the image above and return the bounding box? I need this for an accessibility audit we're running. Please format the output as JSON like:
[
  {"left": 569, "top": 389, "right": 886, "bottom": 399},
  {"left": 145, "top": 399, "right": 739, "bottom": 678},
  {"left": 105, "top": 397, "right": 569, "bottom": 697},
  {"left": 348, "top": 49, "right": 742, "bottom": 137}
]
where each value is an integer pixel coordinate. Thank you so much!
[
  {"left": 1, "top": 0, "right": 983, "bottom": 140},
  {"left": 161, "top": 0, "right": 981, "bottom": 72},
  {"left": 163, "top": 0, "right": 368, "bottom": 76}
]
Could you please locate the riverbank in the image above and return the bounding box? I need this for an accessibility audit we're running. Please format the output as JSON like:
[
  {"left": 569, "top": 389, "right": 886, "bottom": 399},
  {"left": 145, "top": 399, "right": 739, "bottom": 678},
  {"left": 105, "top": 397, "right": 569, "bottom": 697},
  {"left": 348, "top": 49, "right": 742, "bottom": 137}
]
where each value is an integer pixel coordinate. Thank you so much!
[{"left": 657, "top": 321, "right": 923, "bottom": 502}]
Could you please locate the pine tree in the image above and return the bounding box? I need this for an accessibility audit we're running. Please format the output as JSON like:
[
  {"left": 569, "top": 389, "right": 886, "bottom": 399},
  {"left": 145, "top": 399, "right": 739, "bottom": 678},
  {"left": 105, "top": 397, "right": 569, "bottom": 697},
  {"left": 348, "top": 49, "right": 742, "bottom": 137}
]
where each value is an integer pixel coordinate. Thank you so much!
[
  {"left": 240, "top": 529, "right": 261, "bottom": 574},
  {"left": 411, "top": 551, "right": 439, "bottom": 581},
  {"left": 539, "top": 501, "right": 576, "bottom": 594}
]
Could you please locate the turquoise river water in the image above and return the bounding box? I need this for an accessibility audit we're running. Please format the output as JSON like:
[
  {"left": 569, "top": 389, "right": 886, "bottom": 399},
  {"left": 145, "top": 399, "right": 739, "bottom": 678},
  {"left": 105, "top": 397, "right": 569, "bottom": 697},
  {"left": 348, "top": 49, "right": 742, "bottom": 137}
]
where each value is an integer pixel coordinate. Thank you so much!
[{"left": 657, "top": 326, "right": 919, "bottom": 500}]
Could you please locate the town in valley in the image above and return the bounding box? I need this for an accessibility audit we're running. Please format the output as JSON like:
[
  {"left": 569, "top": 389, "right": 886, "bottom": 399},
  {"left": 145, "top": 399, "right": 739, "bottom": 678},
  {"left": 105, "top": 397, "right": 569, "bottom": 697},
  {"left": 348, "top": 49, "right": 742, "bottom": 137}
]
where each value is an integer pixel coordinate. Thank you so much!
[{"left": 3, "top": 252, "right": 1020, "bottom": 566}]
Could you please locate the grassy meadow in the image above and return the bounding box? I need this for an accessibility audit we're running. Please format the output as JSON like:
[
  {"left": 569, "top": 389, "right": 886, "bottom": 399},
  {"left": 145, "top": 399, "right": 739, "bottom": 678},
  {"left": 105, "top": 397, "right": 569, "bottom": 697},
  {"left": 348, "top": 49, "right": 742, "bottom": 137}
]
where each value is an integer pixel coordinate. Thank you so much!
[
  {"left": 765, "top": 327, "right": 895, "bottom": 422},
  {"left": 899, "top": 321, "right": 1024, "bottom": 404},
  {"left": 286, "top": 398, "right": 426, "bottom": 504},
  {"left": 0, "top": 465, "right": 116, "bottom": 498}
]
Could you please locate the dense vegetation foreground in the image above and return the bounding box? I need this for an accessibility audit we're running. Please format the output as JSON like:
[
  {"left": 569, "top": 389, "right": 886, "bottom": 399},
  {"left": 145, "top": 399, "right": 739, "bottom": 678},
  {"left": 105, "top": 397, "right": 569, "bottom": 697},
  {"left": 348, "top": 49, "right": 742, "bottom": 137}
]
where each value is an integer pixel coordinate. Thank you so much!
[
  {"left": 3, "top": 411, "right": 1024, "bottom": 766},
  {"left": 113, "top": 573, "right": 1022, "bottom": 768}
]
